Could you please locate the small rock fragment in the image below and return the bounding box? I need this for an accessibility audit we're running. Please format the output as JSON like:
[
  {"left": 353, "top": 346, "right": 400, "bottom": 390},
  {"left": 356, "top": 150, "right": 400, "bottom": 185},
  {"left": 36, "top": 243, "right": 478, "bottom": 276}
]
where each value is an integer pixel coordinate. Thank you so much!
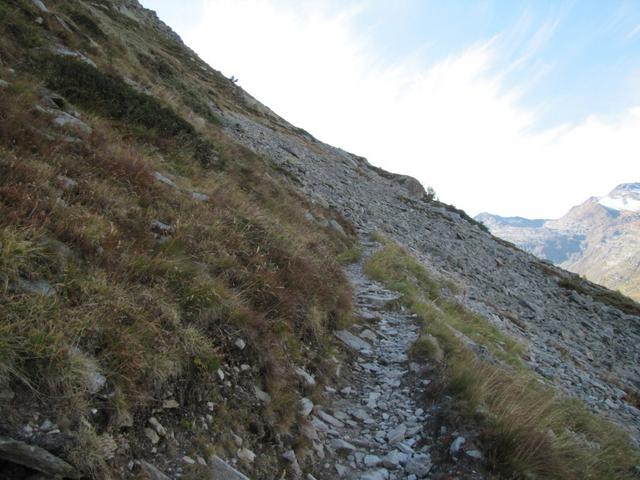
[
  {"left": 237, "top": 447, "right": 256, "bottom": 463},
  {"left": 162, "top": 399, "right": 179, "bottom": 409},
  {"left": 144, "top": 428, "right": 159, "bottom": 445},
  {"left": 148, "top": 417, "right": 166, "bottom": 436},
  {"left": 294, "top": 366, "right": 316, "bottom": 387},
  {"left": 449, "top": 436, "right": 466, "bottom": 456},
  {"left": 300, "top": 397, "right": 314, "bottom": 417},
  {"left": 405, "top": 453, "right": 432, "bottom": 477}
]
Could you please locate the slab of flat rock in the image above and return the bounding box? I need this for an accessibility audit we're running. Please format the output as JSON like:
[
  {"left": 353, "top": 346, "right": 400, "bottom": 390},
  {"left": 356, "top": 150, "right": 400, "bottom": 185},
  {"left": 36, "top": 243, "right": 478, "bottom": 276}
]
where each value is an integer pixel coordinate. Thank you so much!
[
  {"left": 138, "top": 460, "right": 171, "bottom": 480},
  {"left": 335, "top": 330, "right": 372, "bottom": 353},
  {"left": 0, "top": 436, "right": 80, "bottom": 478},
  {"left": 330, "top": 438, "right": 356, "bottom": 453},
  {"left": 360, "top": 468, "right": 390, "bottom": 480},
  {"left": 317, "top": 410, "right": 345, "bottom": 428},
  {"left": 387, "top": 424, "right": 407, "bottom": 444},
  {"left": 210, "top": 455, "right": 250, "bottom": 480},
  {"left": 152, "top": 171, "right": 178, "bottom": 188},
  {"left": 405, "top": 453, "right": 432, "bottom": 477}
]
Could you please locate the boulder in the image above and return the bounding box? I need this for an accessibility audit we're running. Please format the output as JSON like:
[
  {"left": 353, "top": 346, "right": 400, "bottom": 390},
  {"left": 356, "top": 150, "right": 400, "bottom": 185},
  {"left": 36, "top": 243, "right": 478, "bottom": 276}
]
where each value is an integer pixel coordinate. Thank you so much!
[{"left": 0, "top": 436, "right": 80, "bottom": 478}]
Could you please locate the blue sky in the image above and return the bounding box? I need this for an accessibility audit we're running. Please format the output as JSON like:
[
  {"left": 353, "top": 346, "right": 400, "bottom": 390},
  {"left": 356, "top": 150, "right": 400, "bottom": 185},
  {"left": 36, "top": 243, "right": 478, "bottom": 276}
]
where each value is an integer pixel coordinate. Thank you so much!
[{"left": 141, "top": 0, "right": 640, "bottom": 217}]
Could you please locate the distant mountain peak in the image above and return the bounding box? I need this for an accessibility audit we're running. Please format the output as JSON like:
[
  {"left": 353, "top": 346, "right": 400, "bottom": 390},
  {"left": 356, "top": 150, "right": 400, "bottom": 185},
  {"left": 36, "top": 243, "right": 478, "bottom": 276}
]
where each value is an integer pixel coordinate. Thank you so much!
[
  {"left": 476, "top": 182, "right": 640, "bottom": 300},
  {"left": 598, "top": 182, "right": 640, "bottom": 212}
]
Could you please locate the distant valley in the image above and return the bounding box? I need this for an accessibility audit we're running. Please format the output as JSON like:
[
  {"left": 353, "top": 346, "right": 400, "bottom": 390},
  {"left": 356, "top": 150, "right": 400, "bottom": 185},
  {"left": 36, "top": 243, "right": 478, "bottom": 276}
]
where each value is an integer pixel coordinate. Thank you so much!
[{"left": 476, "top": 183, "right": 640, "bottom": 300}]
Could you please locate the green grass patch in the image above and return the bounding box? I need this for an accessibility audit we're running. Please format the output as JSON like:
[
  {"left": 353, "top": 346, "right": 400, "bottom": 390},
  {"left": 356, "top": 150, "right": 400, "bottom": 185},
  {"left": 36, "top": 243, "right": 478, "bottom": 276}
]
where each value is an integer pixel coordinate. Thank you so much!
[
  {"left": 364, "top": 240, "right": 522, "bottom": 366},
  {"left": 336, "top": 246, "right": 362, "bottom": 265}
]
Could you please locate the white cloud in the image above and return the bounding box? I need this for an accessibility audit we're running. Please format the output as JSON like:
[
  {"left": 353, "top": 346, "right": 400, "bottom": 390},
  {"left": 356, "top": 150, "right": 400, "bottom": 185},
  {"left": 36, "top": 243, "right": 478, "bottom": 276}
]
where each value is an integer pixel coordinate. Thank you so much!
[{"left": 182, "top": 0, "right": 640, "bottom": 218}]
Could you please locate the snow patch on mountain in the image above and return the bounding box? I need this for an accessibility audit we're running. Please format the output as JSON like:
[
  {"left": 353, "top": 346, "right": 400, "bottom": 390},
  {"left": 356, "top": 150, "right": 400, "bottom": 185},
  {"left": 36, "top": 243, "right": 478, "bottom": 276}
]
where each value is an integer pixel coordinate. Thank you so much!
[{"left": 598, "top": 183, "right": 640, "bottom": 212}]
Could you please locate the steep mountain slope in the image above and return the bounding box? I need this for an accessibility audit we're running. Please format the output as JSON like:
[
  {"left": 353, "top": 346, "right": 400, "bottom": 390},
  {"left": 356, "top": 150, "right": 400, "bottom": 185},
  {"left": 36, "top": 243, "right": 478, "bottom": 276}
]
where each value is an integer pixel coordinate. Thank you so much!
[
  {"left": 1, "top": 1, "right": 640, "bottom": 479},
  {"left": 477, "top": 184, "right": 640, "bottom": 299}
]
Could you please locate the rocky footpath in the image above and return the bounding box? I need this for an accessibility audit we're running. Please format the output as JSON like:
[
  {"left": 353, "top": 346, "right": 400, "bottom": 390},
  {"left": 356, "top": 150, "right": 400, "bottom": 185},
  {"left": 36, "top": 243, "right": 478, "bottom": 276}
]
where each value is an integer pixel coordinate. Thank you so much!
[
  {"left": 307, "top": 239, "right": 487, "bottom": 480},
  {"left": 221, "top": 107, "right": 640, "bottom": 443}
]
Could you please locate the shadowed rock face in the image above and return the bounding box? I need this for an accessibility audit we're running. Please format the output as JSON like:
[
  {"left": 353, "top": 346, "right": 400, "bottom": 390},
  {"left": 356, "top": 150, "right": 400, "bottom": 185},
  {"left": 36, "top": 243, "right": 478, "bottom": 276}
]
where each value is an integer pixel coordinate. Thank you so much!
[
  {"left": 218, "top": 89, "right": 640, "bottom": 442},
  {"left": 476, "top": 190, "right": 640, "bottom": 300}
]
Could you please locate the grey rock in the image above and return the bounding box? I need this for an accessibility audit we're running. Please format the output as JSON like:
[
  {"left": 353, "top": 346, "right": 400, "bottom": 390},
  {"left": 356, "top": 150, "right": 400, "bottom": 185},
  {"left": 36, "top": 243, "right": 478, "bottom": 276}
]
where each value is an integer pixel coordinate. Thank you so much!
[
  {"left": 50, "top": 45, "right": 96, "bottom": 68},
  {"left": 12, "top": 279, "right": 55, "bottom": 297},
  {"left": 231, "top": 433, "right": 243, "bottom": 447},
  {"left": 254, "top": 386, "right": 271, "bottom": 403},
  {"left": 191, "top": 191, "right": 209, "bottom": 201},
  {"left": 162, "top": 399, "right": 179, "bottom": 409},
  {"left": 39, "top": 420, "right": 56, "bottom": 432},
  {"left": 363, "top": 454, "right": 381, "bottom": 467},
  {"left": 295, "top": 366, "right": 316, "bottom": 387},
  {"left": 380, "top": 450, "right": 404, "bottom": 469},
  {"left": 282, "top": 449, "right": 303, "bottom": 477},
  {"left": 150, "top": 220, "right": 173, "bottom": 236},
  {"left": 0, "top": 436, "right": 80, "bottom": 478},
  {"left": 234, "top": 338, "right": 246, "bottom": 350},
  {"left": 330, "top": 438, "right": 356, "bottom": 453},
  {"left": 52, "top": 111, "right": 92, "bottom": 134},
  {"left": 335, "top": 330, "right": 372, "bottom": 353},
  {"left": 237, "top": 447, "right": 256, "bottom": 463},
  {"left": 317, "top": 410, "right": 345, "bottom": 428},
  {"left": 0, "top": 79, "right": 9, "bottom": 88},
  {"left": 138, "top": 460, "right": 171, "bottom": 480},
  {"left": 86, "top": 370, "right": 107, "bottom": 395},
  {"left": 300, "top": 397, "right": 314, "bottom": 417},
  {"left": 395, "top": 175, "right": 426, "bottom": 199},
  {"left": 449, "top": 436, "right": 466, "bottom": 456},
  {"left": 31, "top": 0, "right": 48, "bottom": 12},
  {"left": 465, "top": 449, "right": 483, "bottom": 460},
  {"left": 148, "top": 417, "right": 166, "bottom": 436},
  {"left": 386, "top": 424, "right": 407, "bottom": 444},
  {"left": 152, "top": 171, "right": 178, "bottom": 188},
  {"left": 328, "top": 219, "right": 346, "bottom": 236},
  {"left": 360, "top": 468, "right": 390, "bottom": 480},
  {"left": 359, "top": 329, "right": 378, "bottom": 342},
  {"left": 210, "top": 455, "right": 250, "bottom": 480},
  {"left": 144, "top": 428, "right": 159, "bottom": 445},
  {"left": 57, "top": 175, "right": 78, "bottom": 190},
  {"left": 405, "top": 453, "right": 432, "bottom": 477}
]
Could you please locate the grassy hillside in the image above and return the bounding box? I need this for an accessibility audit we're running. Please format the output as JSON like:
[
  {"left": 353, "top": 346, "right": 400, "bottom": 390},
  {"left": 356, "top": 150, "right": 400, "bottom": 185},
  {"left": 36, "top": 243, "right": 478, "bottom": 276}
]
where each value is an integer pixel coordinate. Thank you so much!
[{"left": 0, "top": 0, "right": 355, "bottom": 477}]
